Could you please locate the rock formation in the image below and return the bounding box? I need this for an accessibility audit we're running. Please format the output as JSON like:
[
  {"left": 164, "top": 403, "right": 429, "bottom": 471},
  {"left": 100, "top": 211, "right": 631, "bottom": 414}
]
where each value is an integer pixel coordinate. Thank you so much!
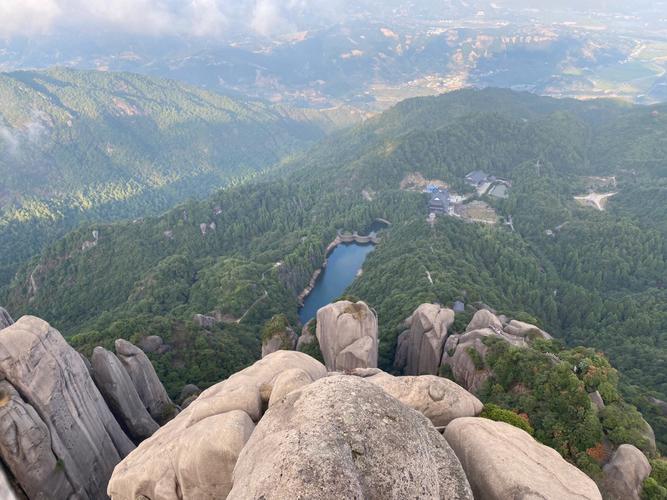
[
  {"left": 601, "top": 444, "right": 652, "bottom": 500},
  {"left": 0, "top": 316, "right": 135, "bottom": 499},
  {"left": 228, "top": 376, "right": 474, "bottom": 499},
  {"left": 395, "top": 303, "right": 455, "bottom": 375},
  {"left": 503, "top": 319, "right": 552, "bottom": 340},
  {"left": 359, "top": 372, "right": 483, "bottom": 427},
  {"left": 440, "top": 328, "right": 496, "bottom": 393},
  {"left": 108, "top": 351, "right": 327, "bottom": 499},
  {"left": 0, "top": 380, "right": 76, "bottom": 499},
  {"left": 316, "top": 300, "right": 378, "bottom": 371},
  {"left": 445, "top": 417, "right": 602, "bottom": 500},
  {"left": 261, "top": 325, "right": 297, "bottom": 358},
  {"left": 91, "top": 346, "right": 160, "bottom": 442},
  {"left": 466, "top": 309, "right": 503, "bottom": 332},
  {"left": 296, "top": 320, "right": 316, "bottom": 351},
  {"left": 193, "top": 313, "right": 217, "bottom": 329},
  {"left": 268, "top": 368, "right": 313, "bottom": 408},
  {"left": 0, "top": 307, "right": 13, "bottom": 330},
  {"left": 115, "top": 338, "right": 179, "bottom": 425}
]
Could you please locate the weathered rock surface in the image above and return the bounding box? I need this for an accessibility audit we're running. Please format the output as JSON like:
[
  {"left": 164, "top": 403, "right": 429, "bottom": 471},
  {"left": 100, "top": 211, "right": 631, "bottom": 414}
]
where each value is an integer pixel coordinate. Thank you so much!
[
  {"left": 261, "top": 326, "right": 297, "bottom": 358},
  {"left": 296, "top": 320, "right": 316, "bottom": 351},
  {"left": 268, "top": 368, "right": 313, "bottom": 407},
  {"left": 108, "top": 351, "right": 327, "bottom": 499},
  {"left": 115, "top": 338, "right": 178, "bottom": 425},
  {"left": 445, "top": 417, "right": 602, "bottom": 500},
  {"left": 503, "top": 319, "right": 552, "bottom": 340},
  {"left": 0, "top": 307, "right": 13, "bottom": 330},
  {"left": 91, "top": 346, "right": 160, "bottom": 442},
  {"left": 0, "top": 380, "right": 75, "bottom": 499},
  {"left": 364, "top": 373, "right": 483, "bottom": 427},
  {"left": 193, "top": 313, "right": 217, "bottom": 329},
  {"left": 109, "top": 410, "right": 254, "bottom": 500},
  {"left": 316, "top": 300, "right": 378, "bottom": 371},
  {"left": 466, "top": 309, "right": 502, "bottom": 332},
  {"left": 601, "top": 444, "right": 651, "bottom": 500},
  {"left": 228, "top": 376, "right": 473, "bottom": 499},
  {"left": 0, "top": 316, "right": 135, "bottom": 499},
  {"left": 395, "top": 303, "right": 455, "bottom": 375},
  {"left": 589, "top": 390, "right": 605, "bottom": 411},
  {"left": 440, "top": 328, "right": 495, "bottom": 393}
]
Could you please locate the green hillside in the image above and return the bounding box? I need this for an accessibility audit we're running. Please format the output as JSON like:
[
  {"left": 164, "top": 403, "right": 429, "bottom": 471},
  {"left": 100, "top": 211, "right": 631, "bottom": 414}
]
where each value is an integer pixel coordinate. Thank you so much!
[
  {"left": 0, "top": 68, "right": 359, "bottom": 285},
  {"left": 3, "top": 88, "right": 666, "bottom": 455}
]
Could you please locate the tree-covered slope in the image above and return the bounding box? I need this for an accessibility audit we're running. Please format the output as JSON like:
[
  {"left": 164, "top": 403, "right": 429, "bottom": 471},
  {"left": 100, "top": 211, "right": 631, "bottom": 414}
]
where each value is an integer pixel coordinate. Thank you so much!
[
  {"left": 3, "top": 88, "right": 666, "bottom": 452},
  {"left": 0, "top": 68, "right": 359, "bottom": 285}
]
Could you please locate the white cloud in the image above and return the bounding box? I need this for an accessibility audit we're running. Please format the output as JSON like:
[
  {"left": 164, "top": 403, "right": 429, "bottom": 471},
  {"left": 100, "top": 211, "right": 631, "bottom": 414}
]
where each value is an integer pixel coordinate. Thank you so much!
[
  {"left": 0, "top": 0, "right": 61, "bottom": 38},
  {"left": 0, "top": 0, "right": 351, "bottom": 40}
]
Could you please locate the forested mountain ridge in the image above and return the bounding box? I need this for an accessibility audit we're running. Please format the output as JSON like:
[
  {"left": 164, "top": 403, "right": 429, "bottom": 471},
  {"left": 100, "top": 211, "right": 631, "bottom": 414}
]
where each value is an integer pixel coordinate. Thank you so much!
[
  {"left": 3, "top": 88, "right": 666, "bottom": 455},
  {"left": 0, "top": 68, "right": 361, "bottom": 285}
]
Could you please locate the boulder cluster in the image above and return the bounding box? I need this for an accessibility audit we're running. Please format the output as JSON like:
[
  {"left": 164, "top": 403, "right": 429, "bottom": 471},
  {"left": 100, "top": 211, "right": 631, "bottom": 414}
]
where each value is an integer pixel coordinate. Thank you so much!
[
  {"left": 0, "top": 302, "right": 656, "bottom": 499},
  {"left": 105, "top": 301, "right": 609, "bottom": 500},
  {"left": 0, "top": 314, "right": 177, "bottom": 499}
]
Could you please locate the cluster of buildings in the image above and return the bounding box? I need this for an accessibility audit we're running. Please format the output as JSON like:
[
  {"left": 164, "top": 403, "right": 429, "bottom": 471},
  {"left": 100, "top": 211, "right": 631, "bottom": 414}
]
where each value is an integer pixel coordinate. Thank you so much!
[{"left": 426, "top": 171, "right": 511, "bottom": 219}]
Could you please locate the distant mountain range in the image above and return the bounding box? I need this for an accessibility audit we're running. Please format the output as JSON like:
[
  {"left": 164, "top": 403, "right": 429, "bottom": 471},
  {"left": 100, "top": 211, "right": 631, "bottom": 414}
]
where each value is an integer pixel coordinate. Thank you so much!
[{"left": 0, "top": 68, "right": 362, "bottom": 285}]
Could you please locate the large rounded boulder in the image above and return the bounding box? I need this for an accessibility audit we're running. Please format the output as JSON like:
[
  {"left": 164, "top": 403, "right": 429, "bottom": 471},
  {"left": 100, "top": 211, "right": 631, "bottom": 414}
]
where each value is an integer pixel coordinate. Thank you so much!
[
  {"left": 601, "top": 444, "right": 652, "bottom": 500},
  {"left": 316, "top": 300, "right": 378, "bottom": 371},
  {"left": 363, "top": 372, "right": 483, "bottom": 427},
  {"left": 108, "top": 351, "right": 327, "bottom": 499},
  {"left": 228, "top": 375, "right": 473, "bottom": 499},
  {"left": 394, "top": 303, "right": 454, "bottom": 375},
  {"left": 445, "top": 417, "right": 602, "bottom": 500}
]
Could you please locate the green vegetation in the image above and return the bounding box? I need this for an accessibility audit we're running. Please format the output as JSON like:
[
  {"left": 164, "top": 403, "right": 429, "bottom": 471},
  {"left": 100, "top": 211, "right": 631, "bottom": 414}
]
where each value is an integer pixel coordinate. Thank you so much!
[
  {"left": 480, "top": 403, "right": 534, "bottom": 435},
  {"left": 3, "top": 87, "right": 667, "bottom": 456},
  {"left": 0, "top": 68, "right": 356, "bottom": 285},
  {"left": 644, "top": 459, "right": 667, "bottom": 499}
]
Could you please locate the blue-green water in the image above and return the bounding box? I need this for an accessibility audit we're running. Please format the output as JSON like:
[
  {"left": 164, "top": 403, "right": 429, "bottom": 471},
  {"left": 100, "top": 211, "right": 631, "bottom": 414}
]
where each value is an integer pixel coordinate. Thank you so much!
[{"left": 298, "top": 242, "right": 375, "bottom": 324}]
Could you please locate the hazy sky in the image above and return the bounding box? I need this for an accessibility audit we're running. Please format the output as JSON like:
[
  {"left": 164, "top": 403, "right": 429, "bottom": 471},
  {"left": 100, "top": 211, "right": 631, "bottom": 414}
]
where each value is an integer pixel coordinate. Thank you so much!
[
  {"left": 0, "top": 0, "right": 662, "bottom": 40},
  {"left": 0, "top": 0, "right": 351, "bottom": 39}
]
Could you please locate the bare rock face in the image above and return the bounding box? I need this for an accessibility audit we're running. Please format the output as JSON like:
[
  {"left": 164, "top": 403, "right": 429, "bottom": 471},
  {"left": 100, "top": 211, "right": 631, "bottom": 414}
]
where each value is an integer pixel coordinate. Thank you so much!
[
  {"left": 261, "top": 327, "right": 298, "bottom": 358},
  {"left": 601, "top": 444, "right": 652, "bottom": 500},
  {"left": 445, "top": 417, "right": 602, "bottom": 500},
  {"left": 395, "top": 303, "right": 455, "bottom": 376},
  {"left": 110, "top": 409, "right": 254, "bottom": 500},
  {"left": 268, "top": 368, "right": 313, "bottom": 408},
  {"left": 440, "top": 328, "right": 495, "bottom": 393},
  {"left": 503, "top": 319, "right": 552, "bottom": 340},
  {"left": 296, "top": 321, "right": 316, "bottom": 351},
  {"left": 364, "top": 372, "right": 483, "bottom": 427},
  {"left": 91, "top": 347, "right": 160, "bottom": 443},
  {"left": 228, "top": 375, "right": 474, "bottom": 500},
  {"left": 193, "top": 313, "right": 217, "bottom": 329},
  {"left": 466, "top": 309, "right": 502, "bottom": 332},
  {"left": 0, "top": 307, "right": 13, "bottom": 330},
  {"left": 179, "top": 384, "right": 201, "bottom": 403},
  {"left": 0, "top": 316, "right": 135, "bottom": 499},
  {"left": 316, "top": 300, "right": 378, "bottom": 371},
  {"left": 108, "top": 351, "right": 327, "bottom": 499},
  {"left": 115, "top": 338, "right": 178, "bottom": 425},
  {"left": 589, "top": 390, "right": 605, "bottom": 411},
  {"left": 0, "top": 380, "right": 76, "bottom": 499}
]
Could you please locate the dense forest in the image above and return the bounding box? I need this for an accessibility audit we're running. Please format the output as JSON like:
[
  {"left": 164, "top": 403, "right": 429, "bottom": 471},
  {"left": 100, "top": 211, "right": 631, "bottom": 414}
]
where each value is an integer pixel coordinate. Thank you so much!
[
  {"left": 0, "top": 68, "right": 360, "bottom": 285},
  {"left": 3, "top": 88, "right": 666, "bottom": 458}
]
